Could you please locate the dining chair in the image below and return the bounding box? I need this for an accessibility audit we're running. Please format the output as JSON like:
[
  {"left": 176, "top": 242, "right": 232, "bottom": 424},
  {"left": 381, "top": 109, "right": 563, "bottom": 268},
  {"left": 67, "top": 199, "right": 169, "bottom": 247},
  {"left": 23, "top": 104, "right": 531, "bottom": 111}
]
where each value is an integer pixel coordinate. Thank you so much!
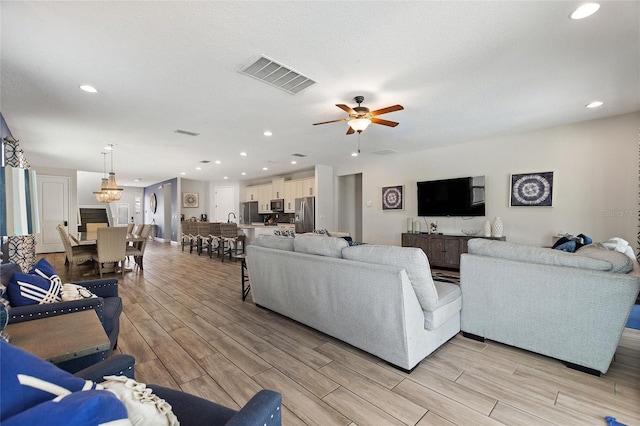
[
  {"left": 56, "top": 224, "right": 96, "bottom": 279},
  {"left": 196, "top": 222, "right": 213, "bottom": 256},
  {"left": 181, "top": 222, "right": 196, "bottom": 252},
  {"left": 125, "top": 225, "right": 153, "bottom": 270},
  {"left": 86, "top": 222, "right": 109, "bottom": 233},
  {"left": 92, "top": 227, "right": 128, "bottom": 278}
]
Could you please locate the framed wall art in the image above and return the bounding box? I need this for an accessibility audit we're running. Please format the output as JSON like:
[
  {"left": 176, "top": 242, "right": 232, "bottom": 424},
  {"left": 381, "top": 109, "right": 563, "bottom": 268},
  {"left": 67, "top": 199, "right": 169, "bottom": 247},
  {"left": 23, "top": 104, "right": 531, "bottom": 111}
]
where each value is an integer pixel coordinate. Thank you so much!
[
  {"left": 182, "top": 192, "right": 199, "bottom": 208},
  {"left": 382, "top": 185, "right": 404, "bottom": 211},
  {"left": 510, "top": 172, "right": 553, "bottom": 207}
]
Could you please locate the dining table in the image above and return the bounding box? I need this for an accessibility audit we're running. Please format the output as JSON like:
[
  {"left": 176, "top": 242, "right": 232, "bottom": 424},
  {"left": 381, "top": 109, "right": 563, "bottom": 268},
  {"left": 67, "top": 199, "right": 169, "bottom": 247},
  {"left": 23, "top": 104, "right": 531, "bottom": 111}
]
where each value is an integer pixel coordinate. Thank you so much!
[
  {"left": 69, "top": 231, "right": 147, "bottom": 275},
  {"left": 70, "top": 231, "right": 147, "bottom": 246}
]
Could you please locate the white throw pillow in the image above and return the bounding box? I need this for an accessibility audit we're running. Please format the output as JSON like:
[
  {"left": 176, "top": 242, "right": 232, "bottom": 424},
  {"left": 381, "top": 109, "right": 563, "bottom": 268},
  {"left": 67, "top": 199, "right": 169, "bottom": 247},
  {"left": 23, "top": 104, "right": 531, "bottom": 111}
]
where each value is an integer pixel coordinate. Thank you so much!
[
  {"left": 101, "top": 375, "right": 179, "bottom": 426},
  {"left": 60, "top": 283, "right": 98, "bottom": 301}
]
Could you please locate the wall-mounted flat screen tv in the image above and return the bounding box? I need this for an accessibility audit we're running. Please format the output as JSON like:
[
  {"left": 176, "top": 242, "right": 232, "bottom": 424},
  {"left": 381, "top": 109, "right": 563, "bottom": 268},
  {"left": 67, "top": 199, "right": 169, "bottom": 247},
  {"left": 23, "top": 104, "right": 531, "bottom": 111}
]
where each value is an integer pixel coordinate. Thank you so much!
[{"left": 417, "top": 176, "right": 485, "bottom": 217}]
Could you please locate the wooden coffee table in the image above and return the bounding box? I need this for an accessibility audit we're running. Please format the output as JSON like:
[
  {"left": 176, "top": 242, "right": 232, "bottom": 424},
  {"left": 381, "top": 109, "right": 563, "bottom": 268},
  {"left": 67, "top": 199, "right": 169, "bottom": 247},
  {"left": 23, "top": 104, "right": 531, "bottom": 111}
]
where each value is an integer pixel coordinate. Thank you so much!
[{"left": 4, "top": 310, "right": 111, "bottom": 364}]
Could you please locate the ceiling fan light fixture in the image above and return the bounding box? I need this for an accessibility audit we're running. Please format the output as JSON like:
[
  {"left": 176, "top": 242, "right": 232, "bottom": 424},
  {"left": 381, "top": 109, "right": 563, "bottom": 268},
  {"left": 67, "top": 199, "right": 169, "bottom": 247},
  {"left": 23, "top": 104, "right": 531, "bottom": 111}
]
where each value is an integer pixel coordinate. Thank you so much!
[{"left": 348, "top": 118, "right": 371, "bottom": 132}]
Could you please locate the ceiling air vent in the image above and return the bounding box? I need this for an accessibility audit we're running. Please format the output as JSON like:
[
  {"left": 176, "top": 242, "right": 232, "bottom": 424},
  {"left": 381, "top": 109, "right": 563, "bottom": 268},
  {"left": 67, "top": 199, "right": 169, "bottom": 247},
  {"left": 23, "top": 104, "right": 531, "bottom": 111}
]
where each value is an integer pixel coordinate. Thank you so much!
[
  {"left": 240, "top": 56, "right": 316, "bottom": 95},
  {"left": 372, "top": 149, "right": 398, "bottom": 156},
  {"left": 291, "top": 153, "right": 307, "bottom": 157},
  {"left": 175, "top": 129, "right": 200, "bottom": 136}
]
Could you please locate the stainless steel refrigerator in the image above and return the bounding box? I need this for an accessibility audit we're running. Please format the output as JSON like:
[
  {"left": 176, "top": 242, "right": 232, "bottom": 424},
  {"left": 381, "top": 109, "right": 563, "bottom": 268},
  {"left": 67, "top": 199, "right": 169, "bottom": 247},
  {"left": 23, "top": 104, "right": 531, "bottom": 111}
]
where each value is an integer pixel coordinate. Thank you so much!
[
  {"left": 295, "top": 196, "right": 315, "bottom": 233},
  {"left": 239, "top": 201, "right": 260, "bottom": 224}
]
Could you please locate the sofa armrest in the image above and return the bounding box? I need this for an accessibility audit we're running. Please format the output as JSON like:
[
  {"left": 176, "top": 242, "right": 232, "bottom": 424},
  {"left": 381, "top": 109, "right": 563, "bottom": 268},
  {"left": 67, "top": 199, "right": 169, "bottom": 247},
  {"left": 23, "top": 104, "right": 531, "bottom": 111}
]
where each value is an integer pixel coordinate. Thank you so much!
[
  {"left": 8, "top": 298, "right": 105, "bottom": 325},
  {"left": 74, "top": 354, "right": 135, "bottom": 382},
  {"left": 73, "top": 278, "right": 119, "bottom": 298},
  {"left": 226, "top": 390, "right": 282, "bottom": 426}
]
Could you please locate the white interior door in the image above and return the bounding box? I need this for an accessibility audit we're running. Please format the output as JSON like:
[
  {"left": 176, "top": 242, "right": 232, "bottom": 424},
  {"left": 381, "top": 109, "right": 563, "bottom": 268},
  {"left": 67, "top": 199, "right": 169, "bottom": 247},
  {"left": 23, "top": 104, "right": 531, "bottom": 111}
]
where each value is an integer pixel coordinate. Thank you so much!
[
  {"left": 37, "top": 175, "right": 69, "bottom": 253},
  {"left": 214, "top": 186, "right": 234, "bottom": 222}
]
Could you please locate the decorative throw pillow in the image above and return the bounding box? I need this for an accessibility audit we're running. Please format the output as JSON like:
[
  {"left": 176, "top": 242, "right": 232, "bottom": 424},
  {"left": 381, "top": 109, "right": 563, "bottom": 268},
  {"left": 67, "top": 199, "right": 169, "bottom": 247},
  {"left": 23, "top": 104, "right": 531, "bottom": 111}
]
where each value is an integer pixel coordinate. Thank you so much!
[
  {"left": 0, "top": 340, "right": 104, "bottom": 421},
  {"left": 60, "top": 283, "right": 97, "bottom": 302},
  {"left": 313, "top": 229, "right": 328, "bottom": 235},
  {"left": 6, "top": 272, "right": 61, "bottom": 306},
  {"left": 101, "top": 375, "right": 179, "bottom": 426},
  {"left": 2, "top": 390, "right": 129, "bottom": 426},
  {"left": 29, "top": 258, "right": 58, "bottom": 280}
]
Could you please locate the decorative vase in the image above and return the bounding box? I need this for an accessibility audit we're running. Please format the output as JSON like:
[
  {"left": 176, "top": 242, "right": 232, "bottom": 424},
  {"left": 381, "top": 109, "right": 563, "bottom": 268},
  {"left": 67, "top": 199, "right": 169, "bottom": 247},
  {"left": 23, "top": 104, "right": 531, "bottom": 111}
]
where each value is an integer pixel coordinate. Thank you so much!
[
  {"left": 483, "top": 220, "right": 491, "bottom": 237},
  {"left": 491, "top": 217, "right": 503, "bottom": 238},
  {"left": 407, "top": 218, "right": 413, "bottom": 233},
  {"left": 414, "top": 220, "right": 421, "bottom": 233}
]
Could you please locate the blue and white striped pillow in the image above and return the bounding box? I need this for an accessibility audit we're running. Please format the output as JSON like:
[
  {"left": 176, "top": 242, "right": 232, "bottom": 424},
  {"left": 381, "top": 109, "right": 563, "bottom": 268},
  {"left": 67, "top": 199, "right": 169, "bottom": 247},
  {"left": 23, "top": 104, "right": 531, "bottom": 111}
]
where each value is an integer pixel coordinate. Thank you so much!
[{"left": 7, "top": 272, "right": 61, "bottom": 306}]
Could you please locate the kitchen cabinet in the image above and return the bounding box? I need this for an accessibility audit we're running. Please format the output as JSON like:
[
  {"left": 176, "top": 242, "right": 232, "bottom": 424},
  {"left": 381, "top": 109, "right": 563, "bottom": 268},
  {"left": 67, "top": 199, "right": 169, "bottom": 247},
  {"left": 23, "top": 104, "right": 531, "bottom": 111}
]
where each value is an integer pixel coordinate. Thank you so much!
[
  {"left": 284, "top": 180, "right": 296, "bottom": 213},
  {"left": 271, "top": 178, "right": 284, "bottom": 199},
  {"left": 301, "top": 178, "right": 315, "bottom": 197},
  {"left": 246, "top": 186, "right": 258, "bottom": 202},
  {"left": 257, "top": 184, "right": 273, "bottom": 213}
]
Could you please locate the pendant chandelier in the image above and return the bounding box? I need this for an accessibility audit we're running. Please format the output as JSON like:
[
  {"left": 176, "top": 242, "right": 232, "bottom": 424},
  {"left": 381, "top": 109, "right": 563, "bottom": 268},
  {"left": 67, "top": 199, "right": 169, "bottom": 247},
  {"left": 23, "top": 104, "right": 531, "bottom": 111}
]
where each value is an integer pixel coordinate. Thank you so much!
[{"left": 93, "top": 144, "right": 123, "bottom": 203}]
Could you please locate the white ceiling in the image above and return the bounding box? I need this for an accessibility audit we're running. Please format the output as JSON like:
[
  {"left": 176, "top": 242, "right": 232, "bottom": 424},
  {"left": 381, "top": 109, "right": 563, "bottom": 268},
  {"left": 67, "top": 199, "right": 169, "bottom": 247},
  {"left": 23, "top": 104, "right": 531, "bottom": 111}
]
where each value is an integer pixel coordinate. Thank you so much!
[{"left": 2, "top": 1, "right": 638, "bottom": 186}]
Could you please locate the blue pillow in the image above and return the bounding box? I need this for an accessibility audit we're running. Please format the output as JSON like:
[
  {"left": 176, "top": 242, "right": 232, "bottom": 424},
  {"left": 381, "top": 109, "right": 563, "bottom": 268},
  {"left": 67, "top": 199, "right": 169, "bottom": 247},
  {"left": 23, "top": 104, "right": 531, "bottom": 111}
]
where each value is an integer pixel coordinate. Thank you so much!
[
  {"left": 554, "top": 240, "right": 577, "bottom": 253},
  {"left": 6, "top": 272, "right": 61, "bottom": 306},
  {"left": 0, "top": 340, "right": 105, "bottom": 421},
  {"left": 2, "top": 390, "right": 128, "bottom": 426},
  {"left": 29, "top": 258, "right": 58, "bottom": 280}
]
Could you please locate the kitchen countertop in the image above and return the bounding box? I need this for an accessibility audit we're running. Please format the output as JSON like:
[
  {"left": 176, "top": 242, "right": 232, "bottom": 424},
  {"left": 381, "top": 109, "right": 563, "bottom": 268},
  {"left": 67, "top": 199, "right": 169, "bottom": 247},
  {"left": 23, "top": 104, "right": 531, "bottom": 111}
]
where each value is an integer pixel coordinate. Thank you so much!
[{"left": 240, "top": 223, "right": 295, "bottom": 229}]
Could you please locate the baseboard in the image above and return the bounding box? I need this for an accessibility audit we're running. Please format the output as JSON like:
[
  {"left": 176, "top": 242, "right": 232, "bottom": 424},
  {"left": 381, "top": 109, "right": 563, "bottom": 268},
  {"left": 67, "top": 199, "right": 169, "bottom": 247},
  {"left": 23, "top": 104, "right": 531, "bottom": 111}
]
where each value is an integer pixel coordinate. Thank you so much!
[{"left": 462, "top": 332, "right": 485, "bottom": 342}]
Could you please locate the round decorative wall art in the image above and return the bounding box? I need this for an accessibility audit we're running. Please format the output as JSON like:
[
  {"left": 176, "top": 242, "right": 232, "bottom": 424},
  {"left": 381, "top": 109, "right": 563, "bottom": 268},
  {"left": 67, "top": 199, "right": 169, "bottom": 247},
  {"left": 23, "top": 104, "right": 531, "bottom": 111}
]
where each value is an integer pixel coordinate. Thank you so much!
[
  {"left": 382, "top": 185, "right": 404, "bottom": 211},
  {"left": 510, "top": 172, "right": 553, "bottom": 207},
  {"left": 150, "top": 193, "right": 157, "bottom": 214}
]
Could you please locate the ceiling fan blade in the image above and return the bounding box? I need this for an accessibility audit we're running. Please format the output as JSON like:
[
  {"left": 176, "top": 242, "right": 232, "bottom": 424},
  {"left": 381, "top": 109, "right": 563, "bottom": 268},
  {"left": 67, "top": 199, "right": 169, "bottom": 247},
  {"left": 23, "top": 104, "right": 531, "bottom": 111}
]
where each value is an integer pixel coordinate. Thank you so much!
[
  {"left": 313, "top": 118, "right": 348, "bottom": 126},
  {"left": 370, "top": 105, "right": 404, "bottom": 116},
  {"left": 371, "top": 117, "right": 399, "bottom": 127},
  {"left": 346, "top": 126, "right": 355, "bottom": 135},
  {"left": 336, "top": 104, "right": 356, "bottom": 114}
]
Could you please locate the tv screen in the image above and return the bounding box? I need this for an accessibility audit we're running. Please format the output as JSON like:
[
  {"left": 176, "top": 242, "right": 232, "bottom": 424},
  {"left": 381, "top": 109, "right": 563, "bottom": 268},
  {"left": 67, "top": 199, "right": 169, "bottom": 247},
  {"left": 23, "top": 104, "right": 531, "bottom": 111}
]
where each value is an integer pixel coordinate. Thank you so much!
[{"left": 417, "top": 176, "right": 485, "bottom": 217}]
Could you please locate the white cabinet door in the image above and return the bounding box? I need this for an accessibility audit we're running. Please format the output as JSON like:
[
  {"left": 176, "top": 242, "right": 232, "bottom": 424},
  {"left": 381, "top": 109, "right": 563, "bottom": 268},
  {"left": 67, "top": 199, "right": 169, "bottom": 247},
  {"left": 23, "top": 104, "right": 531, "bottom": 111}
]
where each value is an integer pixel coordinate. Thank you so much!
[
  {"left": 257, "top": 184, "right": 273, "bottom": 213},
  {"left": 246, "top": 185, "right": 257, "bottom": 202},
  {"left": 302, "top": 178, "right": 315, "bottom": 197},
  {"left": 284, "top": 180, "right": 295, "bottom": 213},
  {"left": 272, "top": 178, "right": 284, "bottom": 199}
]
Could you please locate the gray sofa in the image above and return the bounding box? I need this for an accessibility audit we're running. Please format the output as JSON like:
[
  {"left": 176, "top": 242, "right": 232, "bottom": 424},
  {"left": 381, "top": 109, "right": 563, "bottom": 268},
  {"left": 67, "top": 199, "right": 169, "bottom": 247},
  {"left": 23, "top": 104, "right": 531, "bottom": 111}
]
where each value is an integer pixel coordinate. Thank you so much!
[
  {"left": 460, "top": 238, "right": 640, "bottom": 374},
  {"left": 246, "top": 234, "right": 461, "bottom": 371}
]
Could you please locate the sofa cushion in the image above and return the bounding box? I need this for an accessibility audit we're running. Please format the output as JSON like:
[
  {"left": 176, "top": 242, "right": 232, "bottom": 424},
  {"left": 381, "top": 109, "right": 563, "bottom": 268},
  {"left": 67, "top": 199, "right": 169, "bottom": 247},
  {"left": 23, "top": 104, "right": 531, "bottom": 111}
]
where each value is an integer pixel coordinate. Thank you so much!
[
  {"left": 423, "top": 281, "right": 462, "bottom": 330},
  {"left": 294, "top": 234, "right": 347, "bottom": 258},
  {"left": 256, "top": 235, "right": 294, "bottom": 251},
  {"left": 467, "top": 239, "right": 614, "bottom": 271},
  {"left": 342, "top": 245, "right": 439, "bottom": 311},
  {"left": 576, "top": 243, "right": 633, "bottom": 274},
  {"left": 7, "top": 272, "right": 62, "bottom": 306}
]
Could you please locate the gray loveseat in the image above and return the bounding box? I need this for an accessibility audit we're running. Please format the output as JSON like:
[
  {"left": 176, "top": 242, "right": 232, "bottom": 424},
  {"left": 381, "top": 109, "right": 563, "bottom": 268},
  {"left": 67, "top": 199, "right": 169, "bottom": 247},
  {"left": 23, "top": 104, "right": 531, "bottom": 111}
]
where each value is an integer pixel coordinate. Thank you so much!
[
  {"left": 246, "top": 234, "right": 461, "bottom": 371},
  {"left": 460, "top": 238, "right": 640, "bottom": 375}
]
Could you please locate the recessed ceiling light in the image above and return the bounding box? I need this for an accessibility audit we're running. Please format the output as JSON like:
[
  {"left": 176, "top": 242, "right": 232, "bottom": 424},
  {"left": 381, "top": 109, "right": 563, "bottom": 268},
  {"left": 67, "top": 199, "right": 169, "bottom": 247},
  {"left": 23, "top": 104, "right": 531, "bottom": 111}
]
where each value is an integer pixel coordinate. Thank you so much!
[
  {"left": 180, "top": 172, "right": 186, "bottom": 175},
  {"left": 586, "top": 101, "right": 603, "bottom": 108},
  {"left": 241, "top": 172, "right": 246, "bottom": 176},
  {"left": 133, "top": 178, "right": 141, "bottom": 182},
  {"left": 262, "top": 167, "right": 268, "bottom": 171},
  {"left": 291, "top": 160, "right": 297, "bottom": 164},
  {"left": 263, "top": 131, "right": 272, "bottom": 136},
  {"left": 570, "top": 3, "right": 600, "bottom": 20},
  {"left": 240, "top": 152, "right": 248, "bottom": 157},
  {"left": 223, "top": 176, "right": 228, "bottom": 180},
  {"left": 103, "top": 145, "right": 113, "bottom": 150},
  {"left": 214, "top": 160, "right": 221, "bottom": 164},
  {"left": 80, "top": 85, "right": 98, "bottom": 93},
  {"left": 195, "top": 167, "right": 202, "bottom": 170},
  {"left": 351, "top": 152, "right": 359, "bottom": 157}
]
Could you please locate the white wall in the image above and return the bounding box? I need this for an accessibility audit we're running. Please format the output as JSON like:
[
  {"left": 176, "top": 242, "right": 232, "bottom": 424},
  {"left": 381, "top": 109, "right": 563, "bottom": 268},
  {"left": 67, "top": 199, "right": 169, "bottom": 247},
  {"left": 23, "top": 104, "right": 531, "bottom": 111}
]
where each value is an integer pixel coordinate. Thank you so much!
[
  {"left": 180, "top": 178, "right": 208, "bottom": 220},
  {"left": 334, "top": 112, "right": 639, "bottom": 248}
]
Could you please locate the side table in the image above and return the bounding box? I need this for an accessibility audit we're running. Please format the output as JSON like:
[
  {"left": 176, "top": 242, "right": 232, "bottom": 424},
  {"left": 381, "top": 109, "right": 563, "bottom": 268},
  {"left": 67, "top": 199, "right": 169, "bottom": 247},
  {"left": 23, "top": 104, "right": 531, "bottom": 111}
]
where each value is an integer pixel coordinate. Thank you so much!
[{"left": 4, "top": 310, "right": 110, "bottom": 364}]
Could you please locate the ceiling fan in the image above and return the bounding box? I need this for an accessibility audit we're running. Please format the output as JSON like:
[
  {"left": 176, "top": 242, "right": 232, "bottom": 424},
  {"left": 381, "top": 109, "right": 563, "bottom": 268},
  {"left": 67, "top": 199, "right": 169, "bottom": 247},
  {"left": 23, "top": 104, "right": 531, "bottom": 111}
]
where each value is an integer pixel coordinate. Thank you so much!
[{"left": 313, "top": 95, "right": 404, "bottom": 135}]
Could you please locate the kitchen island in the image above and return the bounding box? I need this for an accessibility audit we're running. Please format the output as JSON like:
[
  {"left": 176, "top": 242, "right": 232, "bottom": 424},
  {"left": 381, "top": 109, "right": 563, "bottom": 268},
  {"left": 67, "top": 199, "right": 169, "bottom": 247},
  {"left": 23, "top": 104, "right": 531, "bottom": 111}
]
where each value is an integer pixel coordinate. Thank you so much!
[{"left": 239, "top": 222, "right": 295, "bottom": 245}]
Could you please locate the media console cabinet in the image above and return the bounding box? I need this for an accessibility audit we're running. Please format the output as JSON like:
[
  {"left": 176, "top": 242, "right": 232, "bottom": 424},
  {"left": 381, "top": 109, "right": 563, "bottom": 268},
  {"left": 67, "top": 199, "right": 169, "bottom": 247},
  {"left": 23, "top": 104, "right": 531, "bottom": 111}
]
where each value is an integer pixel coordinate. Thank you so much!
[{"left": 401, "top": 233, "right": 506, "bottom": 269}]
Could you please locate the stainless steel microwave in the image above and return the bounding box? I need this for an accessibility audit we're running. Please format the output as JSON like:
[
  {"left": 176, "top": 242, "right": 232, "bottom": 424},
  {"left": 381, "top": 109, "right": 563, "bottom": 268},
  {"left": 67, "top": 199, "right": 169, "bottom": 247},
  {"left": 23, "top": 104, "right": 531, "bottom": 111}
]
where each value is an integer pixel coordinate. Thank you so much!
[{"left": 270, "top": 199, "right": 284, "bottom": 212}]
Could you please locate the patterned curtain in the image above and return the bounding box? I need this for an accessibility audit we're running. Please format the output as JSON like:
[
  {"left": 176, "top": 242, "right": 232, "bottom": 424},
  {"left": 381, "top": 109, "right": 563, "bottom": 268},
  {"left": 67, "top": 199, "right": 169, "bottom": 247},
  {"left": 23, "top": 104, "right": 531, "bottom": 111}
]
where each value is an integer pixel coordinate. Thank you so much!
[{"left": 2, "top": 136, "right": 37, "bottom": 272}]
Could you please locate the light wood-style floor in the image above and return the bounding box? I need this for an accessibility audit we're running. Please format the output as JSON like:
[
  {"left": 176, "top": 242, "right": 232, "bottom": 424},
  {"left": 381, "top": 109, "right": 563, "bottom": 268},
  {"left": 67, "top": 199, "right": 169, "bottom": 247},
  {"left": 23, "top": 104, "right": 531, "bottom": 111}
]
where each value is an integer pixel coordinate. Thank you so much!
[{"left": 44, "top": 241, "right": 640, "bottom": 425}]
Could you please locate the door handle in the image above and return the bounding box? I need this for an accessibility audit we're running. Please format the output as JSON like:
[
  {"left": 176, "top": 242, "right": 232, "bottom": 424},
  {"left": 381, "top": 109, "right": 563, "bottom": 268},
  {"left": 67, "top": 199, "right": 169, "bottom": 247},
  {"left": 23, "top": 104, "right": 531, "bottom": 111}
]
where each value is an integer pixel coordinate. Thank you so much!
[{"left": 64, "top": 221, "right": 68, "bottom": 226}]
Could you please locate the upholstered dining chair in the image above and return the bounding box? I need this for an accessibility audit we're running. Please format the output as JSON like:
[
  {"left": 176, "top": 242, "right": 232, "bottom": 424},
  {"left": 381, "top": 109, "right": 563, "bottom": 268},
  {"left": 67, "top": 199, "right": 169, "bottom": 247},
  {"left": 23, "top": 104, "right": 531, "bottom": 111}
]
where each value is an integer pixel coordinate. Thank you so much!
[
  {"left": 56, "top": 224, "right": 96, "bottom": 279},
  {"left": 125, "top": 225, "right": 152, "bottom": 270},
  {"left": 86, "top": 222, "right": 108, "bottom": 233},
  {"left": 92, "top": 227, "right": 128, "bottom": 278}
]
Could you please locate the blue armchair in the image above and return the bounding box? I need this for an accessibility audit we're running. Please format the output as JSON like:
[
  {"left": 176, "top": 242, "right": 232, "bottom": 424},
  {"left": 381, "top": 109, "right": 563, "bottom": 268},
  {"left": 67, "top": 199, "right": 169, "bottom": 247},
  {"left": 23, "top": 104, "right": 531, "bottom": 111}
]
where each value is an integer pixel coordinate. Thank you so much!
[
  {"left": 73, "top": 354, "right": 283, "bottom": 426},
  {"left": 1, "top": 262, "right": 122, "bottom": 373}
]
